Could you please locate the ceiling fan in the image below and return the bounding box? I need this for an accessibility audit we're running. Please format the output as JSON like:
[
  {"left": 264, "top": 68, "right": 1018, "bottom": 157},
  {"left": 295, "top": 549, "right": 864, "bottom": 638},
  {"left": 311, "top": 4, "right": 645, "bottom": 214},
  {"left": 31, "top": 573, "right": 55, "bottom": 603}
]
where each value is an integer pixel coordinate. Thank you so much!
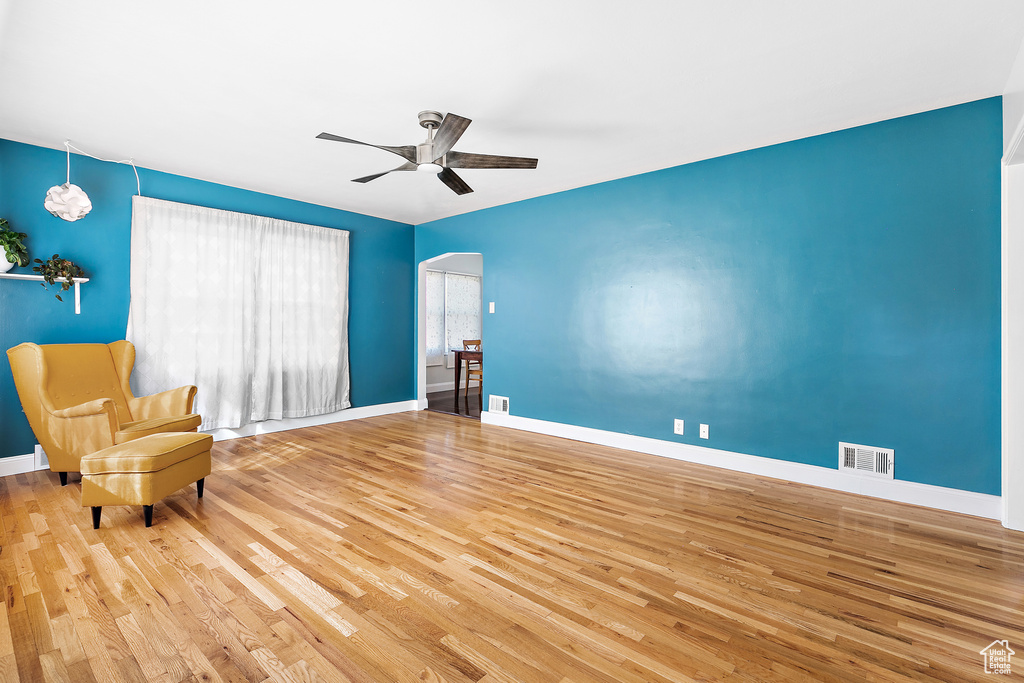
[{"left": 317, "top": 111, "right": 538, "bottom": 195}]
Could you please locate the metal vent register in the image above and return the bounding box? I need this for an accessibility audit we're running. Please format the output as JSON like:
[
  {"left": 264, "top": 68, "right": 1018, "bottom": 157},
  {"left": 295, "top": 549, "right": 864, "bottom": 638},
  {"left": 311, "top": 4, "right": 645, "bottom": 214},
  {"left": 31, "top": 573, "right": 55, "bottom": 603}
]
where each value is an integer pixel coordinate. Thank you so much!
[{"left": 838, "top": 442, "right": 894, "bottom": 479}]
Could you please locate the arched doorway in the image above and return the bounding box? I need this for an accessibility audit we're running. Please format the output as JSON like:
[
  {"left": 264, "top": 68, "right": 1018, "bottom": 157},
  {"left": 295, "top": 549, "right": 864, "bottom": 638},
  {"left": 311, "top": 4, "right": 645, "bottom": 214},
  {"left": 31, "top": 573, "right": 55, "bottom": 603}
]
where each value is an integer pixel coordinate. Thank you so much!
[{"left": 417, "top": 253, "right": 483, "bottom": 418}]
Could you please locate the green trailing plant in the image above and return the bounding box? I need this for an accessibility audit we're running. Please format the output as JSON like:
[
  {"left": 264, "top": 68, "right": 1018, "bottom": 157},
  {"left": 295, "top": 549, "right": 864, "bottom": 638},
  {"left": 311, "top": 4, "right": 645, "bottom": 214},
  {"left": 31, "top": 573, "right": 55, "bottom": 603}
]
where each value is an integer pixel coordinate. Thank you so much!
[
  {"left": 32, "top": 254, "right": 86, "bottom": 301},
  {"left": 0, "top": 218, "right": 29, "bottom": 267}
]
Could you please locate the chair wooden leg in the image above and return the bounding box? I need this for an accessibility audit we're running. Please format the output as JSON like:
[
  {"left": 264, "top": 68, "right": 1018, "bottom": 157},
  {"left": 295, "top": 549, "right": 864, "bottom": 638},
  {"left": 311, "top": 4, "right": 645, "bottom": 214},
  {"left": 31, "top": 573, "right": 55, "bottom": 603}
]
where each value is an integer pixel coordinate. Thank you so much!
[
  {"left": 197, "top": 478, "right": 205, "bottom": 498},
  {"left": 143, "top": 505, "right": 154, "bottom": 527},
  {"left": 59, "top": 472, "right": 68, "bottom": 486},
  {"left": 91, "top": 506, "right": 101, "bottom": 529}
]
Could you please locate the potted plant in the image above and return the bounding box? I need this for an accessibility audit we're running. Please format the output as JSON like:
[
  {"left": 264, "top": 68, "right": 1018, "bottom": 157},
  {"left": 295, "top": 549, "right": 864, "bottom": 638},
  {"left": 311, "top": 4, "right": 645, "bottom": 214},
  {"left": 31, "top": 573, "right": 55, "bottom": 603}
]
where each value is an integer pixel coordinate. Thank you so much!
[
  {"left": 0, "top": 218, "right": 29, "bottom": 272},
  {"left": 32, "top": 254, "right": 86, "bottom": 301}
]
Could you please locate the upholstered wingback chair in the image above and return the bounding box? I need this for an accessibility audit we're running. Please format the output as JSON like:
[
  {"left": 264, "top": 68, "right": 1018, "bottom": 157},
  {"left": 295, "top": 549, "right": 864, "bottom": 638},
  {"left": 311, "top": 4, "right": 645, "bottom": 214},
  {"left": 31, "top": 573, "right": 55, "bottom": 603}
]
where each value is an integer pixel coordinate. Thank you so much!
[{"left": 7, "top": 341, "right": 201, "bottom": 484}]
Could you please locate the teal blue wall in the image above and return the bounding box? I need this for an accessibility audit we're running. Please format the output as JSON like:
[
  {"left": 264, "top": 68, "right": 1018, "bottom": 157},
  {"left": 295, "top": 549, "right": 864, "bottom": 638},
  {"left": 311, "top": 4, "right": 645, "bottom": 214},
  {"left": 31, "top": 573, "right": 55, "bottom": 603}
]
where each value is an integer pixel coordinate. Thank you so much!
[
  {"left": 0, "top": 139, "right": 415, "bottom": 458},
  {"left": 416, "top": 98, "right": 1002, "bottom": 495},
  {"left": 1, "top": 99, "right": 1003, "bottom": 494}
]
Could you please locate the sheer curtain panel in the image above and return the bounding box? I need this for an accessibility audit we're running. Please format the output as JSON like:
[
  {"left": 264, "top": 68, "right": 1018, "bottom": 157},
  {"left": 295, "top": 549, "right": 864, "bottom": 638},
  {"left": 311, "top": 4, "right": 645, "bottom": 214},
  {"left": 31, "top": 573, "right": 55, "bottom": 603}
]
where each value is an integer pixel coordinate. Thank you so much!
[
  {"left": 425, "top": 270, "right": 446, "bottom": 366},
  {"left": 444, "top": 273, "right": 481, "bottom": 367},
  {"left": 127, "top": 196, "right": 350, "bottom": 431}
]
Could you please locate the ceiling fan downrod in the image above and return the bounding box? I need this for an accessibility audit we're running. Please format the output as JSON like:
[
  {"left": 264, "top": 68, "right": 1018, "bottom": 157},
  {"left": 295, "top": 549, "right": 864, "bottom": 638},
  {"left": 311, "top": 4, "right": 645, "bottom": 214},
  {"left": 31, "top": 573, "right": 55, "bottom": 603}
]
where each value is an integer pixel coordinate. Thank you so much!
[{"left": 417, "top": 110, "right": 443, "bottom": 168}]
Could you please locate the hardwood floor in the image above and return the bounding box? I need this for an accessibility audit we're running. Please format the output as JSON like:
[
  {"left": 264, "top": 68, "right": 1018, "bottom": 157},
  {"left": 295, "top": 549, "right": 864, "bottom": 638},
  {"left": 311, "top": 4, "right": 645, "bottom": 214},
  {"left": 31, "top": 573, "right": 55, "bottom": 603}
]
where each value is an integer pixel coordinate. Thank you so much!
[
  {"left": 426, "top": 387, "right": 482, "bottom": 419},
  {"left": 1, "top": 410, "right": 1022, "bottom": 682}
]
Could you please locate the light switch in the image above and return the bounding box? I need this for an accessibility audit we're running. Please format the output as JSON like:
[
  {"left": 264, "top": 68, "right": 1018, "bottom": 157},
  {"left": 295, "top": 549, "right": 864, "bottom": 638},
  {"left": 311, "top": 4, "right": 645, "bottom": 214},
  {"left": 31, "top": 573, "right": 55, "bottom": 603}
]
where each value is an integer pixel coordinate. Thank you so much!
[{"left": 489, "top": 301, "right": 495, "bottom": 313}]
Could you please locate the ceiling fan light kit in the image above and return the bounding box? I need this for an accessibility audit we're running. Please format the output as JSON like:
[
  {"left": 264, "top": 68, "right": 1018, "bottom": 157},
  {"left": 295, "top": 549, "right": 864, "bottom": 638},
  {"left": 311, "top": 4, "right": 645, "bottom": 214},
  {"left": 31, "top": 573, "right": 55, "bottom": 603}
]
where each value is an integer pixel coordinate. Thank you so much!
[{"left": 317, "top": 110, "right": 538, "bottom": 195}]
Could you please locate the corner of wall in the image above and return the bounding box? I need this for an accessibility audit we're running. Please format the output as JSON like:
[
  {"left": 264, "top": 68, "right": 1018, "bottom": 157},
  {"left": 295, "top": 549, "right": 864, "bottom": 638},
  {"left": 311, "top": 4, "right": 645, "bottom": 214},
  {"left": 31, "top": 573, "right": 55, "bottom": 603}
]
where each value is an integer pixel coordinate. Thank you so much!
[{"left": 1003, "top": 36, "right": 1024, "bottom": 155}]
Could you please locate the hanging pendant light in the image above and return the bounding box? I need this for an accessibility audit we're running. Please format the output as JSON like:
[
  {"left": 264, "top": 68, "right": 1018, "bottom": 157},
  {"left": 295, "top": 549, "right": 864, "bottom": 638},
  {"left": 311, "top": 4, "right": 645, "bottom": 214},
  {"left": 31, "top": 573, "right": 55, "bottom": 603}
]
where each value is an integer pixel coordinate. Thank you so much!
[{"left": 44, "top": 141, "right": 92, "bottom": 222}]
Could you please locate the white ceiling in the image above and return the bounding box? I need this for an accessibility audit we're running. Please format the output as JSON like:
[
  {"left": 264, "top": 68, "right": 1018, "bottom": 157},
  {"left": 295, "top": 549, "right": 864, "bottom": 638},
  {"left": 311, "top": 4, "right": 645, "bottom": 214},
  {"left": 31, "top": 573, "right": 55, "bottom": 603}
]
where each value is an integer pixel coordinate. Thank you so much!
[{"left": 2, "top": 1, "right": 1023, "bottom": 225}]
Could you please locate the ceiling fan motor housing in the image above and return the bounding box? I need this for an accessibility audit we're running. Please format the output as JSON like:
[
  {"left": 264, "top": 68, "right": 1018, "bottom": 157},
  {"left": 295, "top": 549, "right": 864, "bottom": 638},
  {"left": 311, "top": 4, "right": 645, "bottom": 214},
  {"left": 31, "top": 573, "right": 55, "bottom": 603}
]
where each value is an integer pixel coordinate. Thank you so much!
[
  {"left": 417, "top": 111, "right": 444, "bottom": 165},
  {"left": 417, "top": 110, "right": 443, "bottom": 129},
  {"left": 416, "top": 143, "right": 437, "bottom": 165}
]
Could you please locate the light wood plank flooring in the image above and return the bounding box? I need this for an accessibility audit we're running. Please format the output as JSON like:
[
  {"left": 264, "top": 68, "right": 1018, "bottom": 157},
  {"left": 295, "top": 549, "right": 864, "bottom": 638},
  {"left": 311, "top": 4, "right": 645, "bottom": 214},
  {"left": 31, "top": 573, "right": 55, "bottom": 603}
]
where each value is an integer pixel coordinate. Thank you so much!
[{"left": 1, "top": 411, "right": 1022, "bottom": 682}]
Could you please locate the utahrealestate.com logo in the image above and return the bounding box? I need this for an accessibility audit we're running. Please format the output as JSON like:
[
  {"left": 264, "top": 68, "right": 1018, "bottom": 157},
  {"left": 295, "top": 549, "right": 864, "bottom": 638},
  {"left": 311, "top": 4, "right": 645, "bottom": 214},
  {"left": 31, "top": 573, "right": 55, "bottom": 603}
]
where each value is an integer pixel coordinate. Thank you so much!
[{"left": 980, "top": 640, "right": 1015, "bottom": 675}]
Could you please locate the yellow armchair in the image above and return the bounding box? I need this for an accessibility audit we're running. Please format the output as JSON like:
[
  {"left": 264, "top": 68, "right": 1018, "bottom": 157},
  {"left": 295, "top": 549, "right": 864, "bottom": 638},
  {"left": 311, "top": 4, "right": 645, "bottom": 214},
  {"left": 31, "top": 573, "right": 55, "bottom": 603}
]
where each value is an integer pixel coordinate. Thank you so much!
[{"left": 7, "top": 341, "right": 201, "bottom": 485}]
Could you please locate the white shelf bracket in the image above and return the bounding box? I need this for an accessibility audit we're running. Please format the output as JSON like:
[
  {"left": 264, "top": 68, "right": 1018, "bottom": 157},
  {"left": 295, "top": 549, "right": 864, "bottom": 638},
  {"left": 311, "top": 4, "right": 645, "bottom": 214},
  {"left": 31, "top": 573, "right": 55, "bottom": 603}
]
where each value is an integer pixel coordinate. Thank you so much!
[{"left": 0, "top": 273, "right": 91, "bottom": 314}]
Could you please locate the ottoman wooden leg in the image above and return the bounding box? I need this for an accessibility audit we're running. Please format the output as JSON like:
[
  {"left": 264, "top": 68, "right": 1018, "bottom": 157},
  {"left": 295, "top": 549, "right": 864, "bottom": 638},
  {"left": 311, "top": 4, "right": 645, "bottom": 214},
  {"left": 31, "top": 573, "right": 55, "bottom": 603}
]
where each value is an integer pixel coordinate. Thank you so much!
[
  {"left": 197, "top": 478, "right": 205, "bottom": 498},
  {"left": 59, "top": 472, "right": 68, "bottom": 486},
  {"left": 91, "top": 507, "right": 101, "bottom": 529},
  {"left": 143, "top": 505, "right": 154, "bottom": 528}
]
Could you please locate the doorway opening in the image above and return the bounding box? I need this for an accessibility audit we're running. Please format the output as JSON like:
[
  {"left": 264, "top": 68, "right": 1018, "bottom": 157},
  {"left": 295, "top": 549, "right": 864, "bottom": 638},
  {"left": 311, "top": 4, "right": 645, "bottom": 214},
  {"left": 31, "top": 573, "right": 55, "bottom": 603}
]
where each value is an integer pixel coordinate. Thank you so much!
[{"left": 417, "top": 253, "right": 483, "bottom": 419}]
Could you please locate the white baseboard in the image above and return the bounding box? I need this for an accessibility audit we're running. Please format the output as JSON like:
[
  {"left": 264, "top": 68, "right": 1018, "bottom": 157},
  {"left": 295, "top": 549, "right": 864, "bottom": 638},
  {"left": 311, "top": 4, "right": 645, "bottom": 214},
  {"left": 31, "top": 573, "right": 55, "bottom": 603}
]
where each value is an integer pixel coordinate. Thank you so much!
[
  {"left": 0, "top": 444, "right": 51, "bottom": 477},
  {"left": 480, "top": 411, "right": 1002, "bottom": 520},
  {"left": 0, "top": 453, "right": 43, "bottom": 477},
  {"left": 205, "top": 400, "right": 419, "bottom": 441},
  {"left": 0, "top": 400, "right": 421, "bottom": 479}
]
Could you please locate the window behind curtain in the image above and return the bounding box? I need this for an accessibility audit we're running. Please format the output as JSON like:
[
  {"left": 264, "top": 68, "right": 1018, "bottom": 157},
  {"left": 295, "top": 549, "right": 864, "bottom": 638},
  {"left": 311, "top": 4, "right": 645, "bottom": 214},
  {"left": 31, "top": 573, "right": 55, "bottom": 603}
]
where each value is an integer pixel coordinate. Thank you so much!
[
  {"left": 127, "top": 196, "right": 350, "bottom": 431},
  {"left": 425, "top": 270, "right": 481, "bottom": 368}
]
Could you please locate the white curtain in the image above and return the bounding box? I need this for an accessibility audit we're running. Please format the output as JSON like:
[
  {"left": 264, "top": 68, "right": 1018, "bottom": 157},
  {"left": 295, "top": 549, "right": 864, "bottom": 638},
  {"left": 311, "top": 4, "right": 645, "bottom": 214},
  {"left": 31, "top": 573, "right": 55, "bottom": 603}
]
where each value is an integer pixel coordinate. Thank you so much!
[
  {"left": 127, "top": 196, "right": 350, "bottom": 431},
  {"left": 425, "top": 270, "right": 445, "bottom": 366},
  {"left": 425, "top": 270, "right": 481, "bottom": 369},
  {"left": 445, "top": 273, "right": 481, "bottom": 368}
]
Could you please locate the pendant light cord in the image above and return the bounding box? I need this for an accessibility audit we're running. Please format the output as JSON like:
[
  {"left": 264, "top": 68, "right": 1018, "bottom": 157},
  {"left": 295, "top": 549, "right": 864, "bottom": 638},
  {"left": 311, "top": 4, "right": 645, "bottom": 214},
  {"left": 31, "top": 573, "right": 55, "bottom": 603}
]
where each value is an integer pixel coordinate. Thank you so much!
[{"left": 64, "top": 140, "right": 142, "bottom": 195}]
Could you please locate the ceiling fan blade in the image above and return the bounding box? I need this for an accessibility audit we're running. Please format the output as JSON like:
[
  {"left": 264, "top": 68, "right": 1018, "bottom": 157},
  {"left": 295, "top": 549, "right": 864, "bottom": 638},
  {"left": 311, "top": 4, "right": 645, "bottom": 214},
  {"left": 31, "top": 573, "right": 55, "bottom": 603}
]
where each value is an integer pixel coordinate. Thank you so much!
[
  {"left": 352, "top": 161, "right": 417, "bottom": 183},
  {"left": 431, "top": 114, "right": 472, "bottom": 161},
  {"left": 445, "top": 151, "right": 538, "bottom": 169},
  {"left": 317, "top": 132, "right": 417, "bottom": 163},
  {"left": 438, "top": 167, "right": 473, "bottom": 195}
]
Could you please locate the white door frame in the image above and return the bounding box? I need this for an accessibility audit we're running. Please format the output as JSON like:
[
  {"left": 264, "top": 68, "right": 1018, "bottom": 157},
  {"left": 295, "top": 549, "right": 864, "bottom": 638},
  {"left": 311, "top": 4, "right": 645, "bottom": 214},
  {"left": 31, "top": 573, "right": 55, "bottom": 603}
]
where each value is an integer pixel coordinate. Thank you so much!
[
  {"left": 416, "top": 252, "right": 482, "bottom": 409},
  {"left": 1002, "top": 115, "right": 1024, "bottom": 531}
]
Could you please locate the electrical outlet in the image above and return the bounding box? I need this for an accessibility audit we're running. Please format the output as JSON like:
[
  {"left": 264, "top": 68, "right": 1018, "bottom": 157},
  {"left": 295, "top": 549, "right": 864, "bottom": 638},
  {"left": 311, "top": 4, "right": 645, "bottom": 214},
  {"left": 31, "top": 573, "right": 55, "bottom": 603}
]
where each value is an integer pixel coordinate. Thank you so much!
[
  {"left": 673, "top": 419, "right": 684, "bottom": 435},
  {"left": 700, "top": 423, "right": 709, "bottom": 439}
]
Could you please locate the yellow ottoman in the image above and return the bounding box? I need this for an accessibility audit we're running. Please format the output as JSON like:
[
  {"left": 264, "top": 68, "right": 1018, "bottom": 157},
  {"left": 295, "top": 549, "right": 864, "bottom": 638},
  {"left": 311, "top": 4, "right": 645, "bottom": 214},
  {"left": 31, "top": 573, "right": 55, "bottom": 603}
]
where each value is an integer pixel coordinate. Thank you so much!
[{"left": 81, "top": 432, "right": 212, "bottom": 528}]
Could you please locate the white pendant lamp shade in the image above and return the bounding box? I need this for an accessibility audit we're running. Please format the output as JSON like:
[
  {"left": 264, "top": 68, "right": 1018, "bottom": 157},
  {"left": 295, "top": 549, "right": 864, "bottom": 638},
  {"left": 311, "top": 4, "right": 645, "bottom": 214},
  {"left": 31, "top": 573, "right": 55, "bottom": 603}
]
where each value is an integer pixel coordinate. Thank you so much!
[
  {"left": 44, "top": 182, "right": 92, "bottom": 221},
  {"left": 45, "top": 141, "right": 93, "bottom": 222}
]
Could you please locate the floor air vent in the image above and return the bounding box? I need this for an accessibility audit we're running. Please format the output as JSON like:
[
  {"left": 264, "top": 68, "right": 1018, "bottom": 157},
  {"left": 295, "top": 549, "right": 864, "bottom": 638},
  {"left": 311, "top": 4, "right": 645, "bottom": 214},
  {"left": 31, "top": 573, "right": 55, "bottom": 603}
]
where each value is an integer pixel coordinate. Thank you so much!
[
  {"left": 839, "top": 442, "right": 894, "bottom": 479},
  {"left": 488, "top": 395, "right": 509, "bottom": 414}
]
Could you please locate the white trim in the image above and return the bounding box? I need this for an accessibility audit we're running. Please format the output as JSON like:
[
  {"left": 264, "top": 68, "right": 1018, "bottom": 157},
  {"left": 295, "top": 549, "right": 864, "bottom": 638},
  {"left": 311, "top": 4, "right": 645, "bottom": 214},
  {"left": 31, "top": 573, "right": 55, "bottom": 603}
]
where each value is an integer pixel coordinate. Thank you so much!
[
  {"left": 205, "top": 400, "right": 418, "bottom": 441},
  {"left": 0, "top": 400, "right": 421, "bottom": 478},
  {"left": 1004, "top": 110, "right": 1024, "bottom": 166},
  {"left": 1003, "top": 159, "right": 1011, "bottom": 528},
  {"left": 0, "top": 453, "right": 46, "bottom": 477},
  {"left": 1002, "top": 158, "right": 1024, "bottom": 531},
  {"left": 425, "top": 268, "right": 480, "bottom": 278},
  {"left": 481, "top": 411, "right": 1002, "bottom": 520},
  {"left": 34, "top": 444, "right": 48, "bottom": 469}
]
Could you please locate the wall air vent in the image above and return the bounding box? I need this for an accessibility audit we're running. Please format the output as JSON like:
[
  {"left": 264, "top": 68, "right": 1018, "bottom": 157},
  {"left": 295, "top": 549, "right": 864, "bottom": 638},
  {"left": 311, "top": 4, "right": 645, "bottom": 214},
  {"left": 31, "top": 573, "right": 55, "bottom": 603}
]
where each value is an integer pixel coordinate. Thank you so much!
[
  {"left": 488, "top": 395, "right": 509, "bottom": 415},
  {"left": 838, "top": 442, "right": 894, "bottom": 479}
]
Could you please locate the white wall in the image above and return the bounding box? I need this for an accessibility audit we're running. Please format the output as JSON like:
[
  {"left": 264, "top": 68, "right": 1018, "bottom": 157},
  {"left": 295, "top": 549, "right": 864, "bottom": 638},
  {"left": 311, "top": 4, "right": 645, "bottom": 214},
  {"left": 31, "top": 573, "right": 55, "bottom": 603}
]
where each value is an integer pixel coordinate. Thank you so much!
[
  {"left": 1003, "top": 38, "right": 1024, "bottom": 531},
  {"left": 1005, "top": 39, "right": 1024, "bottom": 153}
]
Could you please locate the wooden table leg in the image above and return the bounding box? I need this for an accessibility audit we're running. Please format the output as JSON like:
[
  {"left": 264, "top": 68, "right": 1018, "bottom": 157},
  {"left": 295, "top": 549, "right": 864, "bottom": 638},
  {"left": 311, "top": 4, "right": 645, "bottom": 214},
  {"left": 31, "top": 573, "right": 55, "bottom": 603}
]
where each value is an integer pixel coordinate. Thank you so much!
[{"left": 453, "top": 351, "right": 462, "bottom": 408}]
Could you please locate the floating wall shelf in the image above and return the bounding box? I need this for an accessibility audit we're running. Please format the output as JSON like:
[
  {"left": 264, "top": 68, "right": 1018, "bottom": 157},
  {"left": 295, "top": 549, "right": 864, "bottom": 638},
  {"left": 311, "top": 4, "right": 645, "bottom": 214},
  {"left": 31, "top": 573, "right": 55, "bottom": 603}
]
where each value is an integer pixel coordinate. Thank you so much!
[{"left": 0, "top": 273, "right": 90, "bottom": 314}]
